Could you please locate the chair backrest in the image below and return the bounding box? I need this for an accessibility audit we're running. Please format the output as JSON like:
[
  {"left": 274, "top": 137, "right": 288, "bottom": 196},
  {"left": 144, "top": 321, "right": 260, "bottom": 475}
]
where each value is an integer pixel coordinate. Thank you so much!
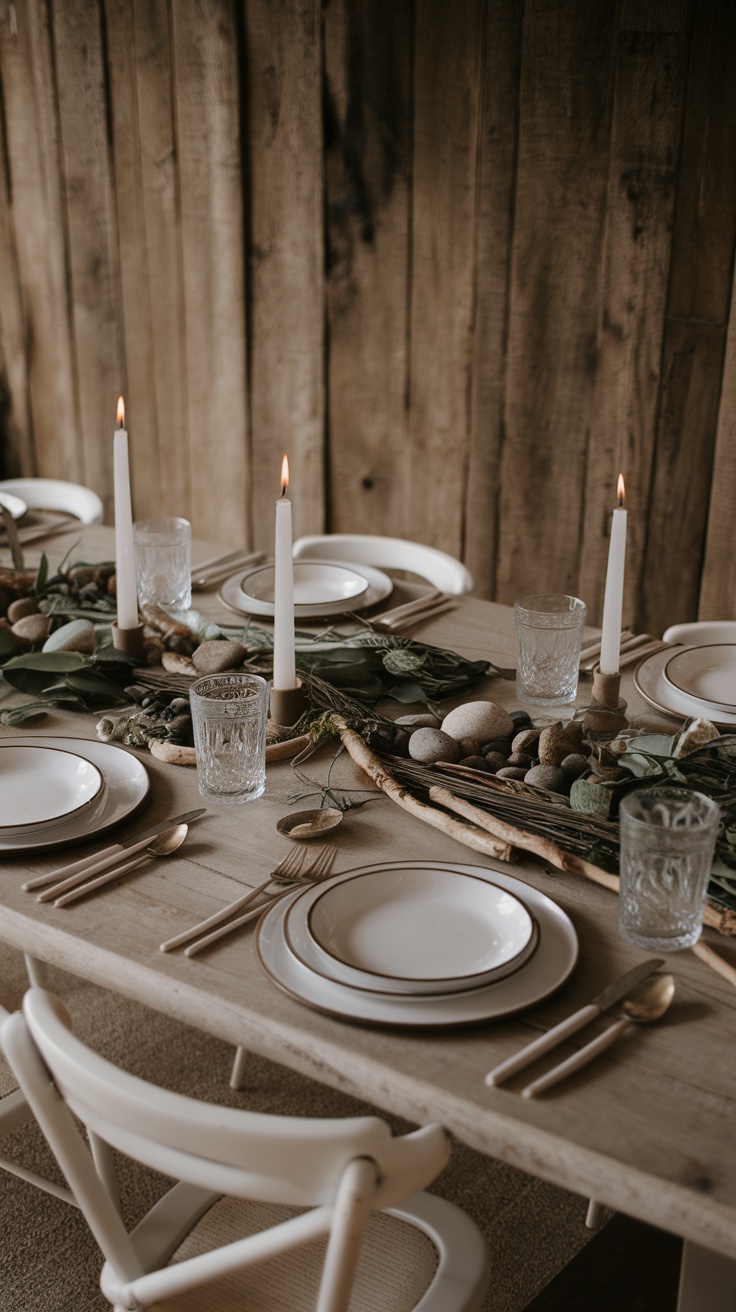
[
  {"left": 293, "top": 534, "right": 473, "bottom": 595},
  {"left": 0, "top": 478, "right": 104, "bottom": 523},
  {"left": 662, "top": 621, "right": 736, "bottom": 645},
  {"left": 3, "top": 990, "right": 448, "bottom": 1210}
]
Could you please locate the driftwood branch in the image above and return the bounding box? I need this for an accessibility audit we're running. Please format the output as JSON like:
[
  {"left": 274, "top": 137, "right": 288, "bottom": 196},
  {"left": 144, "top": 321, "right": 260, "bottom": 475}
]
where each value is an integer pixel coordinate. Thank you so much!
[{"left": 328, "top": 714, "right": 513, "bottom": 862}]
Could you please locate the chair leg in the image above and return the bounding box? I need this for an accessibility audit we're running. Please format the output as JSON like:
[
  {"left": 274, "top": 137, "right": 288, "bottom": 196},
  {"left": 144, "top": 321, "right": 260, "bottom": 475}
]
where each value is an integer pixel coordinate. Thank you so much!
[
  {"left": 230, "top": 1046, "right": 248, "bottom": 1090},
  {"left": 24, "top": 956, "right": 51, "bottom": 989},
  {"left": 317, "top": 1158, "right": 378, "bottom": 1312},
  {"left": 585, "top": 1198, "right": 606, "bottom": 1229}
]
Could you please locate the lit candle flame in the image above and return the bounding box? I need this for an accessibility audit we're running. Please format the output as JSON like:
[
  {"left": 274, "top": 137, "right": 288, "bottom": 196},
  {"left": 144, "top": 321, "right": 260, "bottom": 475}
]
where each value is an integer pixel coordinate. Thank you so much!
[
  {"left": 617, "top": 473, "right": 625, "bottom": 508},
  {"left": 280, "top": 454, "right": 290, "bottom": 496},
  {"left": 116, "top": 396, "right": 125, "bottom": 429}
]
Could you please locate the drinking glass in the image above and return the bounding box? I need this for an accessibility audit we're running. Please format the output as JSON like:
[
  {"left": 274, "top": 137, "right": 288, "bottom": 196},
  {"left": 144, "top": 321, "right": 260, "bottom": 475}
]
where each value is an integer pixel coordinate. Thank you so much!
[
  {"left": 190, "top": 673, "right": 269, "bottom": 804},
  {"left": 514, "top": 594, "right": 586, "bottom": 705},
  {"left": 619, "top": 787, "right": 720, "bottom": 951},
  {"left": 134, "top": 517, "right": 192, "bottom": 612}
]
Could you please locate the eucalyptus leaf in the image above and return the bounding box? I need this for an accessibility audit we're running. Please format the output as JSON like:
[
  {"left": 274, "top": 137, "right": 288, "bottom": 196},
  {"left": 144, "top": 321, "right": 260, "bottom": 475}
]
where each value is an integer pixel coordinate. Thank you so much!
[
  {"left": 65, "top": 669, "right": 130, "bottom": 702},
  {"left": 34, "top": 552, "right": 49, "bottom": 594},
  {"left": 0, "top": 703, "right": 50, "bottom": 725},
  {"left": 2, "top": 652, "right": 86, "bottom": 673},
  {"left": 0, "top": 628, "right": 19, "bottom": 659},
  {"left": 385, "top": 681, "right": 430, "bottom": 705}
]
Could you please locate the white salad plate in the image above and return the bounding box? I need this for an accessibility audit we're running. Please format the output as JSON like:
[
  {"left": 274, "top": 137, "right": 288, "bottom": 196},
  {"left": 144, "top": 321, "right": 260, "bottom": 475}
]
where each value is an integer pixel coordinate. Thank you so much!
[
  {"left": 256, "top": 861, "right": 578, "bottom": 1028},
  {"left": 662, "top": 644, "right": 736, "bottom": 713},
  {"left": 242, "top": 561, "right": 368, "bottom": 608},
  {"left": 0, "top": 745, "right": 103, "bottom": 834},
  {"left": 286, "top": 865, "right": 538, "bottom": 996},
  {"left": 635, "top": 649, "right": 736, "bottom": 729},
  {"left": 0, "top": 736, "right": 150, "bottom": 854},
  {"left": 0, "top": 491, "right": 28, "bottom": 519},
  {"left": 220, "top": 560, "right": 393, "bottom": 620}
]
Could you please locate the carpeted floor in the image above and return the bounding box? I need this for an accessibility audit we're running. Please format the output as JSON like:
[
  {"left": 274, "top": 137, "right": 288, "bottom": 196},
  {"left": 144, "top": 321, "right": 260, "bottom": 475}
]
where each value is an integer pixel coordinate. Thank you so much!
[{"left": 0, "top": 949, "right": 604, "bottom": 1311}]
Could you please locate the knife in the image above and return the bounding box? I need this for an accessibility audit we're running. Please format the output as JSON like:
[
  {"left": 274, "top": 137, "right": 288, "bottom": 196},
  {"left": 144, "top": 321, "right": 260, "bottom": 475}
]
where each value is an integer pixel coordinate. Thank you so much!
[
  {"left": 484, "top": 958, "right": 664, "bottom": 1087},
  {"left": 23, "top": 808, "right": 208, "bottom": 895}
]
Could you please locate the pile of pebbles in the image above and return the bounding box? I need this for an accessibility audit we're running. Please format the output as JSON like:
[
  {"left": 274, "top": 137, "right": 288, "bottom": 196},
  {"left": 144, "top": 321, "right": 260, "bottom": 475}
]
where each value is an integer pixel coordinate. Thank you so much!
[{"left": 403, "top": 699, "right": 590, "bottom": 796}]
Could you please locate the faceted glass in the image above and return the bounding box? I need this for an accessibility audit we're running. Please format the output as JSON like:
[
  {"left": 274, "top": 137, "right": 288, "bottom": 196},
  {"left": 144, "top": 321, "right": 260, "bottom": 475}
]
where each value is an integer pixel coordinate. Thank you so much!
[
  {"left": 515, "top": 594, "right": 586, "bottom": 706},
  {"left": 190, "top": 673, "right": 269, "bottom": 805},
  {"left": 134, "top": 517, "right": 192, "bottom": 613}
]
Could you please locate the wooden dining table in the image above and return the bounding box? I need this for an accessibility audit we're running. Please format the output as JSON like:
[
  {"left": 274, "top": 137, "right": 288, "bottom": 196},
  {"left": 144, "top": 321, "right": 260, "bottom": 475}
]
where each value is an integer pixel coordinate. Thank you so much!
[{"left": 1, "top": 525, "right": 735, "bottom": 1310}]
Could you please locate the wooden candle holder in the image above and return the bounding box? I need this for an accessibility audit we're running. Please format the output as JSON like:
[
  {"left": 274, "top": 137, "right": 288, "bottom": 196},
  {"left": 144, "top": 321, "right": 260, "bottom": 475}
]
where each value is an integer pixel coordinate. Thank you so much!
[
  {"left": 111, "top": 622, "right": 145, "bottom": 660},
  {"left": 583, "top": 668, "right": 628, "bottom": 735},
  {"left": 270, "top": 681, "right": 307, "bottom": 728}
]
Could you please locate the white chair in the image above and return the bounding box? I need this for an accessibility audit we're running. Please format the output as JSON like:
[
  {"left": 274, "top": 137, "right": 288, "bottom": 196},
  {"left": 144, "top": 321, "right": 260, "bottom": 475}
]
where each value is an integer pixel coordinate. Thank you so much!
[
  {"left": 293, "top": 535, "right": 473, "bottom": 595},
  {"left": 0, "top": 477, "right": 104, "bottom": 523},
  {"left": 0, "top": 999, "right": 76, "bottom": 1205},
  {"left": 3, "top": 988, "right": 491, "bottom": 1312},
  {"left": 663, "top": 621, "right": 736, "bottom": 645}
]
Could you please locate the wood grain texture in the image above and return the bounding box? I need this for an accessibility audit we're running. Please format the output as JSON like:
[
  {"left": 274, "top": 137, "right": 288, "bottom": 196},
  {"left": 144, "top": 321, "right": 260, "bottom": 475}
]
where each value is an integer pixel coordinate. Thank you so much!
[
  {"left": 171, "top": 0, "right": 248, "bottom": 544},
  {"left": 698, "top": 264, "right": 736, "bottom": 621},
  {"left": 0, "top": 0, "right": 79, "bottom": 481},
  {"left": 495, "top": 0, "right": 617, "bottom": 604},
  {"left": 579, "top": 27, "right": 686, "bottom": 630},
  {"left": 324, "top": 0, "right": 412, "bottom": 538},
  {"left": 464, "top": 0, "right": 523, "bottom": 597},
  {"left": 51, "top": 0, "right": 125, "bottom": 512},
  {"left": 245, "top": 0, "right": 324, "bottom": 550},
  {"left": 406, "top": 0, "right": 482, "bottom": 558},
  {"left": 0, "top": 3, "right": 732, "bottom": 628}
]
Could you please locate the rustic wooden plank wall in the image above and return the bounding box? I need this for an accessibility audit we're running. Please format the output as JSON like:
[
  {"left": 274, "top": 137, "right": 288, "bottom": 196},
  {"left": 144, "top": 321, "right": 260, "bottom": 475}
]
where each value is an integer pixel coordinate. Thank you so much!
[{"left": 0, "top": 0, "right": 734, "bottom": 634}]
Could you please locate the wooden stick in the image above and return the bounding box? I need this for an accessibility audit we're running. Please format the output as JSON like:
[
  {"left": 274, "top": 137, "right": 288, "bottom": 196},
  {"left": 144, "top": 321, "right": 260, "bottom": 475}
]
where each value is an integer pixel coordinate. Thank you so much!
[
  {"left": 328, "top": 714, "right": 513, "bottom": 862},
  {"left": 691, "top": 940, "right": 736, "bottom": 989},
  {"left": 429, "top": 785, "right": 619, "bottom": 890}
]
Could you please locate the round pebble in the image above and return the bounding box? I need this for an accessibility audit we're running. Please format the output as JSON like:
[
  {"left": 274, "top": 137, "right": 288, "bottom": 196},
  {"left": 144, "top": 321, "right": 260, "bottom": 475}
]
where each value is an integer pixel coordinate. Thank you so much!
[
  {"left": 524, "top": 764, "right": 570, "bottom": 795},
  {"left": 408, "top": 727, "right": 461, "bottom": 764},
  {"left": 441, "top": 700, "right": 514, "bottom": 744},
  {"left": 561, "top": 753, "right": 589, "bottom": 781},
  {"left": 395, "top": 712, "right": 441, "bottom": 729},
  {"left": 538, "top": 722, "right": 585, "bottom": 767},
  {"left": 459, "top": 755, "right": 489, "bottom": 771},
  {"left": 191, "top": 639, "right": 248, "bottom": 675},
  {"left": 481, "top": 738, "right": 513, "bottom": 756},
  {"left": 483, "top": 751, "right": 507, "bottom": 773},
  {"left": 11, "top": 613, "right": 51, "bottom": 645},
  {"left": 7, "top": 596, "right": 40, "bottom": 624},
  {"left": 507, "top": 751, "right": 533, "bottom": 769},
  {"left": 509, "top": 709, "right": 532, "bottom": 729},
  {"left": 458, "top": 736, "right": 482, "bottom": 759},
  {"left": 496, "top": 766, "right": 527, "bottom": 781},
  {"left": 511, "top": 728, "right": 540, "bottom": 756}
]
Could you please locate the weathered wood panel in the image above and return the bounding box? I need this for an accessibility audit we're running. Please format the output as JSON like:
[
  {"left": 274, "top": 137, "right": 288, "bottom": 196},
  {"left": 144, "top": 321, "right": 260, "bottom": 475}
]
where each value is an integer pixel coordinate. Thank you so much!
[
  {"left": 406, "top": 0, "right": 482, "bottom": 559},
  {"left": 324, "top": 0, "right": 412, "bottom": 538},
  {"left": 245, "top": 0, "right": 324, "bottom": 550},
  {"left": 700, "top": 261, "right": 736, "bottom": 621},
  {"left": 0, "top": 0, "right": 733, "bottom": 626},
  {"left": 0, "top": 1, "right": 78, "bottom": 480},
  {"left": 496, "top": 0, "right": 617, "bottom": 604},
  {"left": 579, "top": 27, "right": 686, "bottom": 634},
  {"left": 171, "top": 0, "right": 248, "bottom": 545}
]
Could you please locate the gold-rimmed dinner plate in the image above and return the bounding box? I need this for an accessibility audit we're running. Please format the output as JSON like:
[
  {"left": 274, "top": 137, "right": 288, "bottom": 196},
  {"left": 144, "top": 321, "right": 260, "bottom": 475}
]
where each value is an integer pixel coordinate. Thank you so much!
[
  {"left": 0, "top": 737, "right": 150, "bottom": 854},
  {"left": 662, "top": 644, "right": 736, "bottom": 713},
  {"left": 256, "top": 861, "right": 578, "bottom": 1028},
  {"left": 219, "top": 560, "right": 393, "bottom": 620},
  {"left": 0, "top": 745, "right": 103, "bottom": 834},
  {"left": 634, "top": 648, "right": 736, "bottom": 728},
  {"left": 285, "top": 864, "right": 538, "bottom": 996}
]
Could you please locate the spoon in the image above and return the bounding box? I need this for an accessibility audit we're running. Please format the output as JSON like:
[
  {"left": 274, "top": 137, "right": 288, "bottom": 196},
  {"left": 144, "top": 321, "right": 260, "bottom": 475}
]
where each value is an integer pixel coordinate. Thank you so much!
[
  {"left": 276, "top": 808, "right": 344, "bottom": 840},
  {"left": 53, "top": 824, "right": 189, "bottom": 907},
  {"left": 521, "top": 973, "right": 675, "bottom": 1098}
]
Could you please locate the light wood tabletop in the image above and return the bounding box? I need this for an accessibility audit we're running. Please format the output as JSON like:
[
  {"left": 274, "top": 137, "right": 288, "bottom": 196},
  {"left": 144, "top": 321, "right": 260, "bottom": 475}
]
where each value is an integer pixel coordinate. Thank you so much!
[{"left": 2, "top": 526, "right": 736, "bottom": 1299}]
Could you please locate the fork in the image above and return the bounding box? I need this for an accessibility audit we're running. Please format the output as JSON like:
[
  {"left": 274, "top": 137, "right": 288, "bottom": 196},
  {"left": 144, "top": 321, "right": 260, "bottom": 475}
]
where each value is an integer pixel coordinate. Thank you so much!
[{"left": 160, "top": 844, "right": 337, "bottom": 956}]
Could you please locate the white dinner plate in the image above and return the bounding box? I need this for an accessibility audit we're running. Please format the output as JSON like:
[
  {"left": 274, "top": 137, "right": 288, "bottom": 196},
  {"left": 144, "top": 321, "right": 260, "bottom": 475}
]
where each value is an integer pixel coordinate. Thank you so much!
[
  {"left": 286, "top": 865, "right": 538, "bottom": 996},
  {"left": 241, "top": 561, "right": 369, "bottom": 610},
  {"left": 663, "top": 645, "right": 736, "bottom": 713},
  {"left": 0, "top": 491, "right": 28, "bottom": 519},
  {"left": 0, "top": 736, "right": 150, "bottom": 854},
  {"left": 0, "top": 745, "right": 103, "bottom": 834},
  {"left": 634, "top": 648, "right": 736, "bottom": 728},
  {"left": 219, "top": 560, "right": 393, "bottom": 620},
  {"left": 256, "top": 861, "right": 578, "bottom": 1028}
]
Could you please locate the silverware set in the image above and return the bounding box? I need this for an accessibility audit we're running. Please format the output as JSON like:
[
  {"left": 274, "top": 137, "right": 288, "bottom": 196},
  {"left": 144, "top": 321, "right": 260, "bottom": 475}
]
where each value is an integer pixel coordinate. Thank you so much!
[
  {"left": 159, "top": 843, "right": 338, "bottom": 956},
  {"left": 578, "top": 629, "right": 672, "bottom": 672},
  {"left": 368, "top": 590, "right": 458, "bottom": 631},
  {"left": 190, "top": 548, "right": 265, "bottom": 590}
]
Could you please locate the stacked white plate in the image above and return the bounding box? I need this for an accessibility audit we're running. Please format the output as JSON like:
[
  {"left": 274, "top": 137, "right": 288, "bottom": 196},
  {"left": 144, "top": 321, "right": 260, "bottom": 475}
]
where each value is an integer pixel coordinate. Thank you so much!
[
  {"left": 0, "top": 737, "right": 150, "bottom": 854},
  {"left": 635, "top": 644, "right": 736, "bottom": 728},
  {"left": 219, "top": 559, "right": 394, "bottom": 620},
  {"left": 256, "top": 860, "right": 578, "bottom": 1028}
]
